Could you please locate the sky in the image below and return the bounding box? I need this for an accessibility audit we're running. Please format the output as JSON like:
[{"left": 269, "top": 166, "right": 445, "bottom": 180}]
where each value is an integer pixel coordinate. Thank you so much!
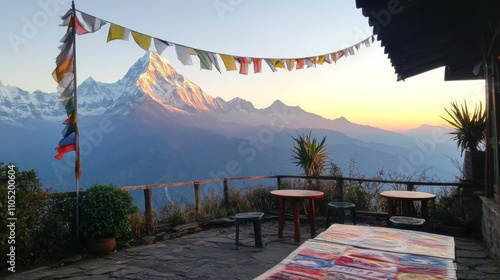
[{"left": 0, "top": 0, "right": 486, "bottom": 132}]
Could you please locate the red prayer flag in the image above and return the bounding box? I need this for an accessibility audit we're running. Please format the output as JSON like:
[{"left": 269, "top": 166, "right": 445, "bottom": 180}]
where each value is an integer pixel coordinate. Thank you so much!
[
  {"left": 252, "top": 58, "right": 262, "bottom": 73},
  {"left": 296, "top": 59, "right": 304, "bottom": 69},
  {"left": 237, "top": 57, "right": 248, "bottom": 75},
  {"left": 74, "top": 15, "right": 90, "bottom": 35},
  {"left": 55, "top": 144, "right": 75, "bottom": 160}
]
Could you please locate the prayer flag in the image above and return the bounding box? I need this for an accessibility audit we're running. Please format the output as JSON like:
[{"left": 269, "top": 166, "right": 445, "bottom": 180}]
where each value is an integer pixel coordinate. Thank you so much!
[
  {"left": 194, "top": 49, "right": 212, "bottom": 70},
  {"left": 74, "top": 15, "right": 89, "bottom": 35},
  {"left": 52, "top": 56, "right": 74, "bottom": 83},
  {"left": 236, "top": 57, "right": 248, "bottom": 75},
  {"left": 60, "top": 9, "right": 72, "bottom": 26},
  {"left": 296, "top": 59, "right": 304, "bottom": 69},
  {"left": 355, "top": 42, "right": 361, "bottom": 51},
  {"left": 55, "top": 144, "right": 75, "bottom": 160},
  {"left": 252, "top": 58, "right": 262, "bottom": 73},
  {"left": 107, "top": 24, "right": 129, "bottom": 42},
  {"left": 285, "top": 59, "right": 294, "bottom": 71},
  {"left": 274, "top": 59, "right": 283, "bottom": 69},
  {"left": 317, "top": 56, "right": 324, "bottom": 65},
  {"left": 189, "top": 48, "right": 197, "bottom": 55},
  {"left": 331, "top": 53, "right": 339, "bottom": 63},
  {"left": 63, "top": 114, "right": 77, "bottom": 125},
  {"left": 154, "top": 38, "right": 171, "bottom": 55},
  {"left": 57, "top": 73, "right": 74, "bottom": 93},
  {"left": 324, "top": 54, "right": 332, "bottom": 64},
  {"left": 61, "top": 122, "right": 76, "bottom": 138},
  {"left": 348, "top": 46, "right": 355, "bottom": 56},
  {"left": 58, "top": 83, "right": 75, "bottom": 101},
  {"left": 305, "top": 57, "right": 315, "bottom": 68},
  {"left": 59, "top": 132, "right": 76, "bottom": 147},
  {"left": 264, "top": 59, "right": 277, "bottom": 72},
  {"left": 207, "top": 52, "right": 221, "bottom": 73},
  {"left": 131, "top": 31, "right": 151, "bottom": 51},
  {"left": 64, "top": 97, "right": 75, "bottom": 116},
  {"left": 175, "top": 45, "right": 193, "bottom": 65},
  {"left": 220, "top": 54, "right": 237, "bottom": 71},
  {"left": 80, "top": 12, "right": 106, "bottom": 33}
]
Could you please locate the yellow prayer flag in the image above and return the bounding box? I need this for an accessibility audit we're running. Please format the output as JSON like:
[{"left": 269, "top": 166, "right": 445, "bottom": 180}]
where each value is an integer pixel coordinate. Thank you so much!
[
  {"left": 331, "top": 53, "right": 339, "bottom": 63},
  {"left": 107, "top": 24, "right": 126, "bottom": 42},
  {"left": 189, "top": 48, "right": 197, "bottom": 55},
  {"left": 274, "top": 60, "right": 283, "bottom": 68},
  {"left": 285, "top": 59, "right": 294, "bottom": 71},
  {"left": 317, "top": 55, "right": 324, "bottom": 65},
  {"left": 219, "top": 54, "right": 237, "bottom": 71},
  {"left": 131, "top": 31, "right": 151, "bottom": 51},
  {"left": 52, "top": 57, "right": 74, "bottom": 83}
]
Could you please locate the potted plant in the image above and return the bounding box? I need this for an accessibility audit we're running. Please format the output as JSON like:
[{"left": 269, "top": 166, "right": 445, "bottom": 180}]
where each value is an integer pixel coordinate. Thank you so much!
[
  {"left": 441, "top": 100, "right": 486, "bottom": 181},
  {"left": 80, "top": 184, "right": 138, "bottom": 255}
]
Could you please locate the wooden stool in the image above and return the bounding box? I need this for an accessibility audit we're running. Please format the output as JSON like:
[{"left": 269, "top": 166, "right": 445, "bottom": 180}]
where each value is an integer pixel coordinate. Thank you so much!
[
  {"left": 390, "top": 216, "right": 425, "bottom": 230},
  {"left": 235, "top": 212, "right": 264, "bottom": 249},
  {"left": 326, "top": 202, "right": 357, "bottom": 227}
]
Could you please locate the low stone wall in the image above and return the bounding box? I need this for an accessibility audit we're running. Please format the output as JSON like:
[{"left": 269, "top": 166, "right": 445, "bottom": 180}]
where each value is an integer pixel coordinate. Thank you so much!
[{"left": 481, "top": 196, "right": 500, "bottom": 265}]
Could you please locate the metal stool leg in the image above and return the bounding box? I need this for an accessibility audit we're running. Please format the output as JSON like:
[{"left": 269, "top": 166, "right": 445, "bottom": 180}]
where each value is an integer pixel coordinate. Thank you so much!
[
  {"left": 235, "top": 220, "right": 240, "bottom": 249},
  {"left": 254, "top": 220, "right": 263, "bottom": 248}
]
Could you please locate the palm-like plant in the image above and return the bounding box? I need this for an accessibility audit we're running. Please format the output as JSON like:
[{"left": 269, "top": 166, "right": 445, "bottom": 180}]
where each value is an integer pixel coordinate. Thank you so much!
[
  {"left": 441, "top": 100, "right": 486, "bottom": 155},
  {"left": 290, "top": 132, "right": 330, "bottom": 179}
]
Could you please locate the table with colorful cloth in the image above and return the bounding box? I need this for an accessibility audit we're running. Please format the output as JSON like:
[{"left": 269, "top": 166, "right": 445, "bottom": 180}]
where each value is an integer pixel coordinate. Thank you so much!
[{"left": 255, "top": 224, "right": 456, "bottom": 280}]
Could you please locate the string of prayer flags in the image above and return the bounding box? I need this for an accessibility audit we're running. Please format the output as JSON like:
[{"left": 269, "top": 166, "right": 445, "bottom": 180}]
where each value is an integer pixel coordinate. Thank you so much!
[{"left": 73, "top": 8, "right": 375, "bottom": 76}]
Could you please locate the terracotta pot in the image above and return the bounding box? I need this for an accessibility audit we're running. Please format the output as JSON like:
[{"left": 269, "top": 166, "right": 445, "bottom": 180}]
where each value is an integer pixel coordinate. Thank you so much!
[{"left": 87, "top": 237, "right": 116, "bottom": 255}]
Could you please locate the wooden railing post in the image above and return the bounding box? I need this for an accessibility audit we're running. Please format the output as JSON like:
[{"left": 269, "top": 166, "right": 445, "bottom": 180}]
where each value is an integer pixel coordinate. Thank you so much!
[
  {"left": 223, "top": 179, "right": 230, "bottom": 212},
  {"left": 194, "top": 183, "right": 201, "bottom": 216},
  {"left": 337, "top": 178, "right": 344, "bottom": 201},
  {"left": 143, "top": 186, "right": 154, "bottom": 235},
  {"left": 407, "top": 183, "right": 414, "bottom": 191},
  {"left": 277, "top": 176, "right": 282, "bottom": 189}
]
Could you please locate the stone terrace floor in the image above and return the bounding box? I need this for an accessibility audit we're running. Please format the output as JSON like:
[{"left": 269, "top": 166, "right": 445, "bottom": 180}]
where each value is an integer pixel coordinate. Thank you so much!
[{"left": 4, "top": 215, "right": 500, "bottom": 279}]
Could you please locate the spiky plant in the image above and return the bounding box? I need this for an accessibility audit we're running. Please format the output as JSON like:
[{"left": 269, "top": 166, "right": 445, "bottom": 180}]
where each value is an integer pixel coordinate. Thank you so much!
[
  {"left": 290, "top": 132, "right": 330, "bottom": 186},
  {"left": 441, "top": 100, "right": 486, "bottom": 155}
]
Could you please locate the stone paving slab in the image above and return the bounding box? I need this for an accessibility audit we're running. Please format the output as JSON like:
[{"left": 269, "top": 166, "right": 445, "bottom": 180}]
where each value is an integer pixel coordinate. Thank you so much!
[{"left": 3, "top": 219, "right": 500, "bottom": 279}]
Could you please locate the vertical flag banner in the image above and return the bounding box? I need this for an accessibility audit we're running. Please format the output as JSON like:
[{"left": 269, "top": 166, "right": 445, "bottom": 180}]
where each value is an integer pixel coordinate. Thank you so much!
[{"left": 54, "top": 10, "right": 79, "bottom": 178}]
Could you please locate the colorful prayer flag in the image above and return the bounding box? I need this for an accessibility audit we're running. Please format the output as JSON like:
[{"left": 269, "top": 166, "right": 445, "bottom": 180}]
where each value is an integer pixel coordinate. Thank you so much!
[
  {"left": 220, "top": 54, "right": 237, "bottom": 71},
  {"left": 236, "top": 57, "right": 249, "bottom": 75},
  {"left": 154, "top": 38, "right": 171, "bottom": 55},
  {"left": 194, "top": 49, "right": 212, "bottom": 70},
  {"left": 252, "top": 58, "right": 262, "bottom": 73},
  {"left": 175, "top": 45, "right": 193, "bottom": 65},
  {"left": 131, "top": 31, "right": 151, "bottom": 51},
  {"left": 55, "top": 144, "right": 75, "bottom": 160},
  {"left": 264, "top": 59, "right": 277, "bottom": 72}
]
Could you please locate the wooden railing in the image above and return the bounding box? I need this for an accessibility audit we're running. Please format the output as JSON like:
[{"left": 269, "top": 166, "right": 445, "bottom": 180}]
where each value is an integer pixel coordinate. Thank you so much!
[
  {"left": 65, "top": 175, "right": 476, "bottom": 234},
  {"left": 122, "top": 175, "right": 476, "bottom": 234}
]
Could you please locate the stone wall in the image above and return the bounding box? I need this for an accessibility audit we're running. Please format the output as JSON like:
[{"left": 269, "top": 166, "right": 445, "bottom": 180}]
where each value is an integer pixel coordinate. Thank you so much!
[{"left": 481, "top": 196, "right": 500, "bottom": 265}]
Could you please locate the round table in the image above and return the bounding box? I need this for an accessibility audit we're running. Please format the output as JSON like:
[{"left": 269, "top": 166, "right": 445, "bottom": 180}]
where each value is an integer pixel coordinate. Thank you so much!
[
  {"left": 380, "top": 190, "right": 436, "bottom": 231},
  {"left": 271, "top": 189, "right": 324, "bottom": 242}
]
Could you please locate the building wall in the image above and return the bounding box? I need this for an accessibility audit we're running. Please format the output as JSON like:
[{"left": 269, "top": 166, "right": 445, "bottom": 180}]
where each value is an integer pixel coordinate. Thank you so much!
[{"left": 481, "top": 196, "right": 500, "bottom": 265}]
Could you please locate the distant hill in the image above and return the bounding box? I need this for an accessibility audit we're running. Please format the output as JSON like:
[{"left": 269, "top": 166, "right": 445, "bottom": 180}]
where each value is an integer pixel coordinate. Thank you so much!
[{"left": 0, "top": 52, "right": 461, "bottom": 205}]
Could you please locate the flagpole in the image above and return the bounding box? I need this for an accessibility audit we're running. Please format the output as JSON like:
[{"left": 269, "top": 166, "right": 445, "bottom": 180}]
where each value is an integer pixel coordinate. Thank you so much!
[{"left": 71, "top": 0, "right": 80, "bottom": 245}]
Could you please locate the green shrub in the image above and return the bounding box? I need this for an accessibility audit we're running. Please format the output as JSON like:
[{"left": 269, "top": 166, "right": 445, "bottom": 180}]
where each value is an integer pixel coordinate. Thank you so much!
[
  {"left": 0, "top": 164, "right": 77, "bottom": 270},
  {"left": 80, "top": 184, "right": 138, "bottom": 239}
]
